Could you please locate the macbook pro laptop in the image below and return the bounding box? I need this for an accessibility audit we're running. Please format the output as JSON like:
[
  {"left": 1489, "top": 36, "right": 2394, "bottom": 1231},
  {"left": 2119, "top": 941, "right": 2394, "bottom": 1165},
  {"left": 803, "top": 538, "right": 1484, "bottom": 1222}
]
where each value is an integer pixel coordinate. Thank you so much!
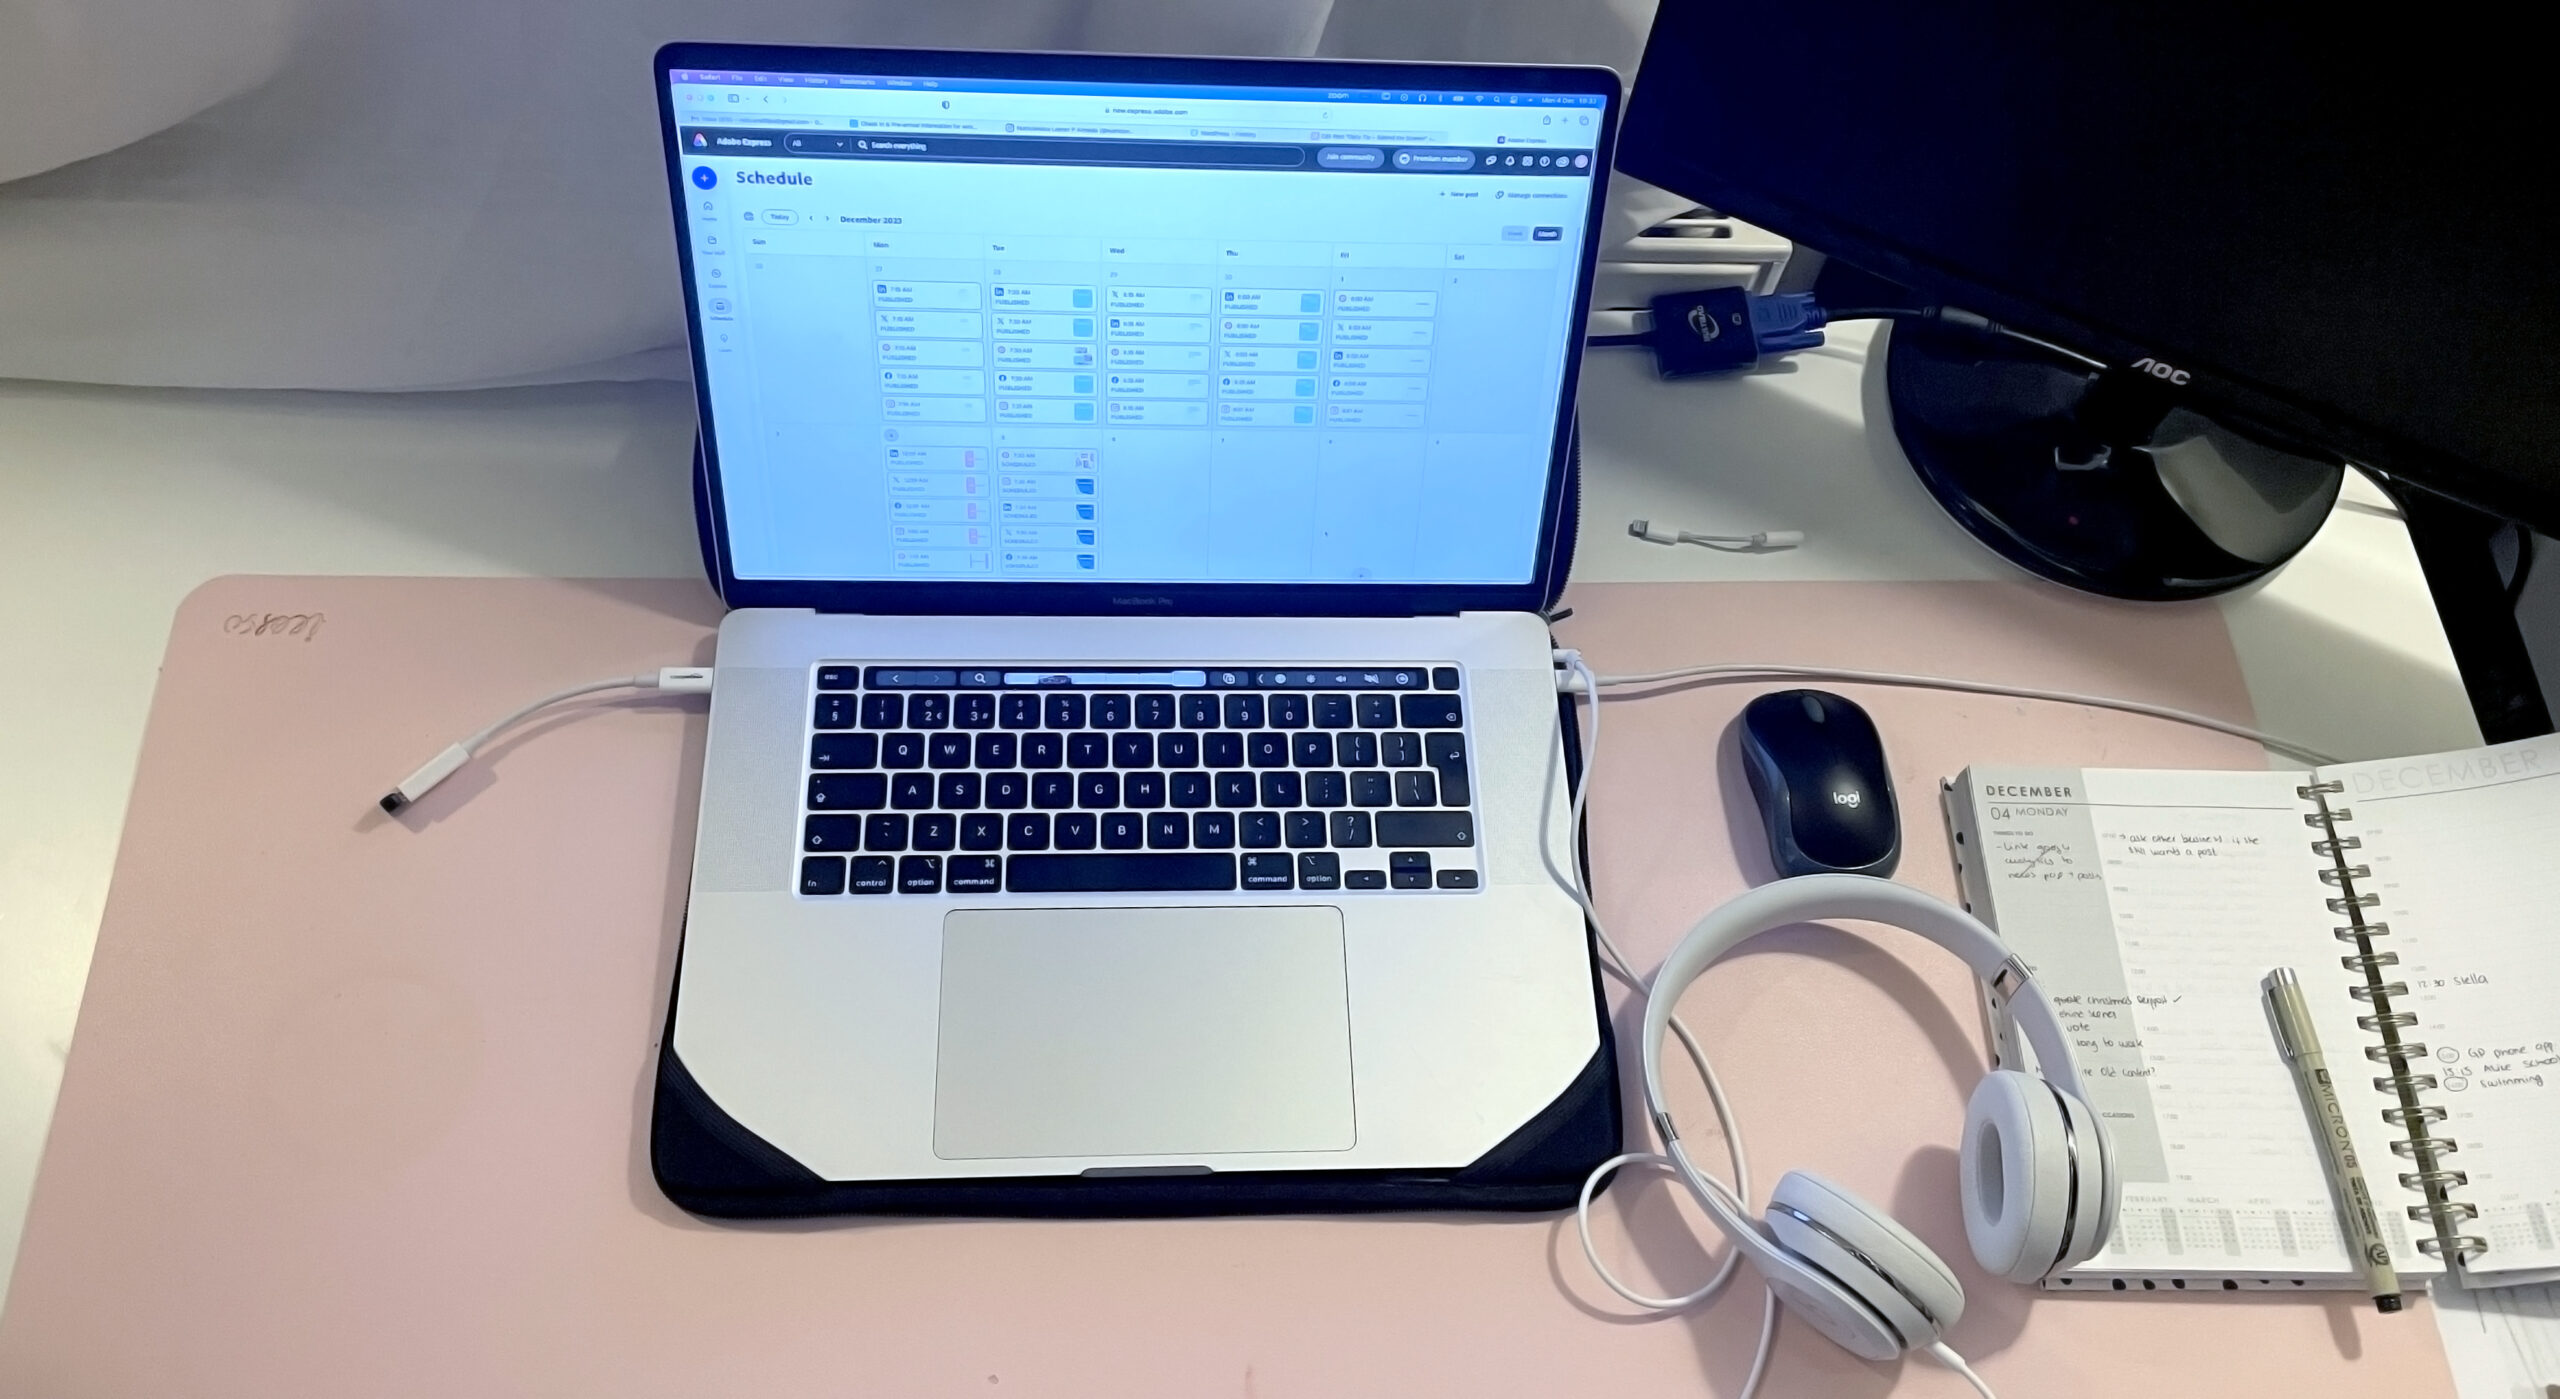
[{"left": 648, "top": 43, "right": 1622, "bottom": 1215}]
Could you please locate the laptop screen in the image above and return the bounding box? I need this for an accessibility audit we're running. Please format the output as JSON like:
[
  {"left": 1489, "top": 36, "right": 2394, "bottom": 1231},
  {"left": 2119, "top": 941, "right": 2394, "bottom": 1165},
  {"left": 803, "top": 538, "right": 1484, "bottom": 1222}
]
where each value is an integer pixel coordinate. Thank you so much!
[{"left": 663, "top": 58, "right": 1608, "bottom": 591}]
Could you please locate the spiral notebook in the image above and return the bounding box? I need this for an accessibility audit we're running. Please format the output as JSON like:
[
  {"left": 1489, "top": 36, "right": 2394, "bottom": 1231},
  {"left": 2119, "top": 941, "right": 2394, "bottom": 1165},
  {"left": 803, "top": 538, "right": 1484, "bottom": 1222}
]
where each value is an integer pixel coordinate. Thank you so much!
[{"left": 1945, "top": 734, "right": 2560, "bottom": 1293}]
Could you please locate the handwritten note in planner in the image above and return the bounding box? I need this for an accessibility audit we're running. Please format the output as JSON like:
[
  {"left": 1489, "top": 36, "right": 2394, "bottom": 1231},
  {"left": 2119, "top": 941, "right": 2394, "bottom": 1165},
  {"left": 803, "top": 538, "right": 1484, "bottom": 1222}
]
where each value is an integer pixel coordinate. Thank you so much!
[
  {"left": 1973, "top": 767, "right": 2391, "bottom": 1274},
  {"left": 2330, "top": 735, "right": 2560, "bottom": 1277}
]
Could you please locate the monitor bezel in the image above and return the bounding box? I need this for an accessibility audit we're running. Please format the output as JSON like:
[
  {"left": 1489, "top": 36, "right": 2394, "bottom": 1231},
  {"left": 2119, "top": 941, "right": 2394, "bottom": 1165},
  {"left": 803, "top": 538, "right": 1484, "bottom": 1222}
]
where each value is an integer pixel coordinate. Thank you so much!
[{"left": 656, "top": 42, "right": 1620, "bottom": 616}]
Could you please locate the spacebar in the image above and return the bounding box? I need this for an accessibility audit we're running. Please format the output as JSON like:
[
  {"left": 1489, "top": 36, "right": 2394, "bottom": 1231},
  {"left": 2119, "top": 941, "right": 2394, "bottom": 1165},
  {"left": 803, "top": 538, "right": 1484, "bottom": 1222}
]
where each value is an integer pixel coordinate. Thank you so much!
[{"left": 1004, "top": 853, "right": 1239, "bottom": 893}]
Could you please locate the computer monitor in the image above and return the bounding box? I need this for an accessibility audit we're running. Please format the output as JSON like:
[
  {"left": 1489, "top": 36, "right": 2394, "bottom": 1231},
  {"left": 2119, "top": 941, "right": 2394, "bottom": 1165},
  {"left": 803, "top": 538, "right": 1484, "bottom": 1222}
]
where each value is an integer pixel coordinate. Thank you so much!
[{"left": 1617, "top": 4, "right": 2557, "bottom": 598}]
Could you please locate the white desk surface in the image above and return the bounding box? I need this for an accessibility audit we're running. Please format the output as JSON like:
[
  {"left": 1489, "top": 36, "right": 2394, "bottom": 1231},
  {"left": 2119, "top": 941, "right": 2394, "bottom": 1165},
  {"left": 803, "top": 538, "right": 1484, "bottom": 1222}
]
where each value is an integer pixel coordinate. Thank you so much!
[{"left": 0, "top": 320, "right": 2482, "bottom": 1311}]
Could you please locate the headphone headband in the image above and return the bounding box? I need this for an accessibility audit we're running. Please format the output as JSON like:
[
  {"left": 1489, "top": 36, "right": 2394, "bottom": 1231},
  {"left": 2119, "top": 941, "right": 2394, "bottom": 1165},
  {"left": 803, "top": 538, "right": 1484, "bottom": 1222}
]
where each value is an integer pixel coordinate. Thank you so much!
[{"left": 1640, "top": 875, "right": 2088, "bottom": 1131}]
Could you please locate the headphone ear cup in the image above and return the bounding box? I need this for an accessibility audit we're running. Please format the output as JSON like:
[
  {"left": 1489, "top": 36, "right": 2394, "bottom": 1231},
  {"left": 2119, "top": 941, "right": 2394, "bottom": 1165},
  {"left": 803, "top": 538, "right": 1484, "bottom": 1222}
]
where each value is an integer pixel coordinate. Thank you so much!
[
  {"left": 1764, "top": 1171, "right": 1964, "bottom": 1356},
  {"left": 1962, "top": 1070, "right": 2107, "bottom": 1282}
]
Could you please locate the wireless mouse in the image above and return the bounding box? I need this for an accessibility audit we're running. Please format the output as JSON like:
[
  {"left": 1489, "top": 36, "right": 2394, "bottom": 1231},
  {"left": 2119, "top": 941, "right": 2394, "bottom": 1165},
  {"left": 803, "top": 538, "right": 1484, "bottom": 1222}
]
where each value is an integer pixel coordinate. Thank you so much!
[{"left": 1737, "top": 689, "right": 1900, "bottom": 878}]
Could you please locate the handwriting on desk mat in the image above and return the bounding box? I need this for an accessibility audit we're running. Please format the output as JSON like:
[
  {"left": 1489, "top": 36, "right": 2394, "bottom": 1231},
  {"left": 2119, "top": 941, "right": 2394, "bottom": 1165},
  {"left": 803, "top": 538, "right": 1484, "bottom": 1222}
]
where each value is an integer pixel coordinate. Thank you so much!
[{"left": 222, "top": 612, "right": 325, "bottom": 642}]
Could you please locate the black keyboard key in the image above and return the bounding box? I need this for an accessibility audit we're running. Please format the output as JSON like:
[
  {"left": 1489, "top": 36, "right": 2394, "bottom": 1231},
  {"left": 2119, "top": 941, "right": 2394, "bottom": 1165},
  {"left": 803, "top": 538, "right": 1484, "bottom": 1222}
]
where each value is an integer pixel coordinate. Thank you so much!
[
  {"left": 928, "top": 734, "right": 971, "bottom": 769},
  {"left": 1147, "top": 812, "right": 1188, "bottom": 849},
  {"left": 1045, "top": 694, "right": 1087, "bottom": 729},
  {"left": 1337, "top": 732, "right": 1377, "bottom": 767},
  {"left": 1135, "top": 694, "right": 1177, "bottom": 728},
  {"left": 1171, "top": 772, "right": 1211, "bottom": 807},
  {"left": 984, "top": 772, "right": 1029, "bottom": 808},
  {"left": 1378, "top": 811, "right": 1474, "bottom": 847},
  {"left": 1180, "top": 694, "right": 1221, "bottom": 729},
  {"left": 1260, "top": 771, "right": 1303, "bottom": 807},
  {"left": 960, "top": 813, "right": 1003, "bottom": 850},
  {"left": 1437, "top": 868, "right": 1479, "bottom": 890},
  {"left": 1079, "top": 773, "right": 1121, "bottom": 808},
  {"left": 1032, "top": 773, "right": 1075, "bottom": 809},
  {"left": 913, "top": 814, "right": 957, "bottom": 851},
  {"left": 948, "top": 855, "right": 1002, "bottom": 892},
  {"left": 1022, "top": 733, "right": 1064, "bottom": 769},
  {"left": 1306, "top": 771, "right": 1347, "bottom": 807},
  {"left": 1006, "top": 852, "right": 1237, "bottom": 893},
  {"left": 1247, "top": 732, "right": 1289, "bottom": 768},
  {"left": 1193, "top": 811, "right": 1236, "bottom": 847},
  {"left": 860, "top": 693, "right": 902, "bottom": 729},
  {"left": 1432, "top": 666, "right": 1461, "bottom": 691},
  {"left": 1425, "top": 733, "right": 1471, "bottom": 805},
  {"left": 1269, "top": 694, "right": 1309, "bottom": 728},
  {"left": 898, "top": 855, "right": 943, "bottom": 893},
  {"left": 1204, "top": 732, "right": 1245, "bottom": 768},
  {"left": 1356, "top": 694, "right": 1398, "bottom": 728},
  {"left": 1400, "top": 693, "right": 1463, "bottom": 729},
  {"left": 1331, "top": 811, "right": 1373, "bottom": 847},
  {"left": 1345, "top": 868, "right": 1387, "bottom": 889},
  {"left": 1382, "top": 732, "right": 1422, "bottom": 767},
  {"left": 1350, "top": 772, "right": 1394, "bottom": 807},
  {"left": 891, "top": 773, "right": 934, "bottom": 810},
  {"left": 1000, "top": 693, "right": 1042, "bottom": 729},
  {"left": 1125, "top": 773, "right": 1166, "bottom": 808},
  {"left": 817, "top": 666, "right": 859, "bottom": 690},
  {"left": 1292, "top": 733, "right": 1333, "bottom": 768},
  {"left": 955, "top": 694, "right": 996, "bottom": 729},
  {"left": 804, "top": 814, "right": 862, "bottom": 852},
  {"left": 811, "top": 732, "right": 880, "bottom": 769},
  {"left": 975, "top": 732, "right": 1018, "bottom": 768},
  {"left": 1099, "top": 812, "right": 1145, "bottom": 850},
  {"left": 1313, "top": 694, "right": 1353, "bottom": 728},
  {"left": 1240, "top": 811, "right": 1281, "bottom": 848},
  {"left": 850, "top": 855, "right": 895, "bottom": 893},
  {"left": 1112, "top": 732, "right": 1155, "bottom": 768},
  {"left": 1241, "top": 853, "right": 1295, "bottom": 890},
  {"left": 809, "top": 773, "right": 887, "bottom": 810},
  {"left": 1008, "top": 813, "right": 1051, "bottom": 850},
  {"left": 1157, "top": 732, "right": 1200, "bottom": 767},
  {"left": 1298, "top": 852, "right": 1342, "bottom": 890},
  {"left": 1224, "top": 694, "right": 1265, "bottom": 729},
  {"left": 816, "top": 694, "right": 858, "bottom": 730},
  {"left": 882, "top": 733, "right": 927, "bottom": 769},
  {"left": 1055, "top": 813, "right": 1098, "bottom": 849},
  {"left": 1090, "top": 694, "right": 1131, "bottom": 729},
  {"left": 1394, "top": 770, "right": 1439, "bottom": 807},
  {"left": 908, "top": 693, "right": 951, "bottom": 729},
  {"left": 1285, "top": 812, "right": 1328, "bottom": 848},
  {"left": 800, "top": 855, "right": 847, "bottom": 894},
  {"left": 1067, "top": 733, "right": 1110, "bottom": 768},
  {"left": 1391, "top": 851, "right": 1432, "bottom": 888},
  {"left": 1215, "top": 772, "right": 1257, "bottom": 808},
  {"left": 865, "top": 814, "right": 909, "bottom": 852},
  {"left": 940, "top": 773, "right": 982, "bottom": 809}
]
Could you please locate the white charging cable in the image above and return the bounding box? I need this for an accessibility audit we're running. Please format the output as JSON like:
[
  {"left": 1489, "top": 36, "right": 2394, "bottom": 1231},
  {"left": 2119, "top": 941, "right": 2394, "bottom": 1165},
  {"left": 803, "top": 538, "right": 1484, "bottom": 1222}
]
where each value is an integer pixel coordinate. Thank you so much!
[
  {"left": 1628, "top": 519, "right": 1807, "bottom": 551},
  {"left": 376, "top": 666, "right": 714, "bottom": 813}
]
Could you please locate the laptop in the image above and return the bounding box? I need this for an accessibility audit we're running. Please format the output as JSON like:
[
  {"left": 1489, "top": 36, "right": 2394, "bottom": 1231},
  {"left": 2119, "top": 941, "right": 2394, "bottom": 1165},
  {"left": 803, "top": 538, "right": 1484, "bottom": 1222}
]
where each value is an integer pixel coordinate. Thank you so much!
[{"left": 648, "top": 43, "right": 1622, "bottom": 1216}]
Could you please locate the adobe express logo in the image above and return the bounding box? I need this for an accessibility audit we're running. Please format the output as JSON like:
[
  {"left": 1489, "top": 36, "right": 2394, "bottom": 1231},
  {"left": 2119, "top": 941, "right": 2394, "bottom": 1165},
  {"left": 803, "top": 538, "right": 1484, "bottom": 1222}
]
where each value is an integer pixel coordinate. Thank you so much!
[{"left": 691, "top": 166, "right": 717, "bottom": 189}]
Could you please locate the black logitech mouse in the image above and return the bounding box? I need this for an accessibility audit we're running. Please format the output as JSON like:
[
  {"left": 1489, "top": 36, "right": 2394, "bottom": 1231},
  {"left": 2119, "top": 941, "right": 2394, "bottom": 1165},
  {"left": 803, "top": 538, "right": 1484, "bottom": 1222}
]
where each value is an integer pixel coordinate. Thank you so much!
[{"left": 1736, "top": 689, "right": 1900, "bottom": 878}]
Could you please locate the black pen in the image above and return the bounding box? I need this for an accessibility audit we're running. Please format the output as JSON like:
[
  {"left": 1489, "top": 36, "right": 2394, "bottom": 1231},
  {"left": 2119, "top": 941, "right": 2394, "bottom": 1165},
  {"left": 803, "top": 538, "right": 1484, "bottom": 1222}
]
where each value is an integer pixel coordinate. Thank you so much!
[{"left": 2265, "top": 966, "right": 2403, "bottom": 1313}]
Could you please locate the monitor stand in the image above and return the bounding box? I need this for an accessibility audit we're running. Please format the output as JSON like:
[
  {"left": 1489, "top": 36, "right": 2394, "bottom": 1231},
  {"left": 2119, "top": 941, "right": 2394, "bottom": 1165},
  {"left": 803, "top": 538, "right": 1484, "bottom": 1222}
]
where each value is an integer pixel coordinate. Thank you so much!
[{"left": 1883, "top": 317, "right": 2344, "bottom": 601}]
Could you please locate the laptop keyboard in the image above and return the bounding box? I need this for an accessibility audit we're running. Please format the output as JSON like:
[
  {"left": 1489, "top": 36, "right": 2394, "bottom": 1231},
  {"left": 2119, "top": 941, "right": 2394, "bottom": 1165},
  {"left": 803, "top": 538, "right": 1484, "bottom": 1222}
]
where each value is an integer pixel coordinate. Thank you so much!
[{"left": 796, "top": 664, "right": 1480, "bottom": 897}]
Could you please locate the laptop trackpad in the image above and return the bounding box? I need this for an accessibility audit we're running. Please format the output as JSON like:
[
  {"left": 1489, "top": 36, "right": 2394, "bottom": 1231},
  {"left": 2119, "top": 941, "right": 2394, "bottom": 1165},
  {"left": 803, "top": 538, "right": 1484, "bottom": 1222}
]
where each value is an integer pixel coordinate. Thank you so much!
[{"left": 933, "top": 906, "right": 1355, "bottom": 1162}]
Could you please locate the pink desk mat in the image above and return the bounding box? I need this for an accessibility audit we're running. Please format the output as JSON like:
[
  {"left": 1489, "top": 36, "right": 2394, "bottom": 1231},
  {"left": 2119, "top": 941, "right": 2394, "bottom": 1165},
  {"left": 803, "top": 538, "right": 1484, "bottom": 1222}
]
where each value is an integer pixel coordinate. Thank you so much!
[{"left": 0, "top": 575, "right": 2451, "bottom": 1397}]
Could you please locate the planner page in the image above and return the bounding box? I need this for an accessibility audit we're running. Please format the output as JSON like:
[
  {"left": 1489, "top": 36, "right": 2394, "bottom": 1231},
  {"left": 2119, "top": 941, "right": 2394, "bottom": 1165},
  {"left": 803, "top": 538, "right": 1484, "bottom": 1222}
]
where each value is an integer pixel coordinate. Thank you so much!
[
  {"left": 2324, "top": 735, "right": 2560, "bottom": 1280},
  {"left": 1952, "top": 766, "right": 2436, "bottom": 1281}
]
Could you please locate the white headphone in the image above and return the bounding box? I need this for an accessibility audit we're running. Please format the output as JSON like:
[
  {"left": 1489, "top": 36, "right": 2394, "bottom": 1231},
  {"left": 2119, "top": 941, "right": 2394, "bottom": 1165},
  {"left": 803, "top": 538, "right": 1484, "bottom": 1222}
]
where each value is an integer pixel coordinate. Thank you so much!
[{"left": 1638, "top": 874, "right": 2121, "bottom": 1363}]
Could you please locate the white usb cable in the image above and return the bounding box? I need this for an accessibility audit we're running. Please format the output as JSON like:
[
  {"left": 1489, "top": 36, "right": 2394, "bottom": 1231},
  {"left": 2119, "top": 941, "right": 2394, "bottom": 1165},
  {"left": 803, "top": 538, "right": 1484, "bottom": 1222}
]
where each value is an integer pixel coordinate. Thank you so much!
[
  {"left": 1628, "top": 519, "right": 1807, "bottom": 551},
  {"left": 377, "top": 666, "right": 714, "bottom": 813}
]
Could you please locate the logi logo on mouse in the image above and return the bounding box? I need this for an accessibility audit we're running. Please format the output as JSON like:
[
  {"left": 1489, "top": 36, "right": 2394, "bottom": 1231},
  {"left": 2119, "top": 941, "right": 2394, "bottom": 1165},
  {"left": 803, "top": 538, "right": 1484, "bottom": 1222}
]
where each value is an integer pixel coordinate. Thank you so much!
[{"left": 1833, "top": 790, "right": 1863, "bottom": 807}]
